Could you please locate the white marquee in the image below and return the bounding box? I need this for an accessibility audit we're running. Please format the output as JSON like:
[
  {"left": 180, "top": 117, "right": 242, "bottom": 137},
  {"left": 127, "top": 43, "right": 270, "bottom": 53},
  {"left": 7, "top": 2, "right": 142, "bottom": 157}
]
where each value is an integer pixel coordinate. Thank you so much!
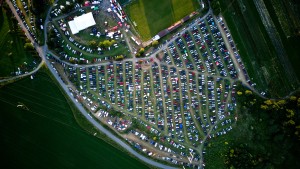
[{"left": 68, "top": 12, "right": 96, "bottom": 34}]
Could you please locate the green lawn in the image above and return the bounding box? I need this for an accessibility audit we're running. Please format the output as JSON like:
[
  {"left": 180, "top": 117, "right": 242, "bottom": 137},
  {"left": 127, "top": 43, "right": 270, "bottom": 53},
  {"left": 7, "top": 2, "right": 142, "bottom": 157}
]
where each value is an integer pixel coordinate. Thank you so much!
[
  {"left": 0, "top": 69, "right": 149, "bottom": 169},
  {"left": 125, "top": 0, "right": 199, "bottom": 40},
  {"left": 118, "top": 0, "right": 130, "bottom": 5},
  {"left": 0, "top": 7, "right": 39, "bottom": 77},
  {"left": 50, "top": 15, "right": 130, "bottom": 61},
  {"left": 219, "top": 0, "right": 298, "bottom": 97},
  {"left": 262, "top": 0, "right": 300, "bottom": 82}
]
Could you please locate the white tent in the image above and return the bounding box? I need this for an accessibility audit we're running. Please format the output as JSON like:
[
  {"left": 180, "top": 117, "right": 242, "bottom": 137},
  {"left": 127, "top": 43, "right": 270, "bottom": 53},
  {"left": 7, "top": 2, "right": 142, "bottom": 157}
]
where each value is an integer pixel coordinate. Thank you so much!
[
  {"left": 68, "top": 20, "right": 78, "bottom": 34},
  {"left": 68, "top": 12, "right": 96, "bottom": 34}
]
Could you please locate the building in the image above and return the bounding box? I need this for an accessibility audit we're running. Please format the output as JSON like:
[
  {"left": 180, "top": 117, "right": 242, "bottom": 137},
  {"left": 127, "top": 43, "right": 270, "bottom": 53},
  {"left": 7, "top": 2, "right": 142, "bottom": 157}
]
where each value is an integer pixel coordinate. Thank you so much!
[{"left": 68, "top": 12, "right": 96, "bottom": 34}]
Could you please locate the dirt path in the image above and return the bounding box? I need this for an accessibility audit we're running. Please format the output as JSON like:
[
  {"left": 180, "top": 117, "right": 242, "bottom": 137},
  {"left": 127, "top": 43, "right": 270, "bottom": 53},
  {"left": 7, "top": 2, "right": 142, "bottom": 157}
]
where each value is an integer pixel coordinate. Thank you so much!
[{"left": 123, "top": 133, "right": 197, "bottom": 164}]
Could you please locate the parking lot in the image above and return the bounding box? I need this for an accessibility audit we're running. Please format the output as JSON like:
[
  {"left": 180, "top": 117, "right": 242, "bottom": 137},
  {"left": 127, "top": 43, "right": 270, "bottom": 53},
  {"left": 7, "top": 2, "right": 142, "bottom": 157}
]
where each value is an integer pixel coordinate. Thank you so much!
[
  {"left": 47, "top": 0, "right": 133, "bottom": 64},
  {"left": 11, "top": 0, "right": 41, "bottom": 43},
  {"left": 47, "top": 12, "right": 242, "bottom": 167}
]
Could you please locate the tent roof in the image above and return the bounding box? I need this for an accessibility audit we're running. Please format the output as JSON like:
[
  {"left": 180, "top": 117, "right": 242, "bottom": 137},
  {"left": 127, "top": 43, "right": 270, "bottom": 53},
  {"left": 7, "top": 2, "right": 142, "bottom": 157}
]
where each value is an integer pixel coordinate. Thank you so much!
[
  {"left": 68, "top": 12, "right": 96, "bottom": 34},
  {"left": 68, "top": 20, "right": 79, "bottom": 34}
]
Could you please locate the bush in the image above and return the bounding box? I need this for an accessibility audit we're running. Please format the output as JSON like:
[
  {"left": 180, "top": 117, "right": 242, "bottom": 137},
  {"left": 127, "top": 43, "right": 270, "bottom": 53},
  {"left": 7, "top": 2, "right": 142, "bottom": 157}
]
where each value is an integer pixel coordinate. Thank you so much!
[
  {"left": 88, "top": 40, "right": 97, "bottom": 49},
  {"left": 24, "top": 43, "right": 34, "bottom": 50},
  {"left": 98, "top": 40, "right": 116, "bottom": 48},
  {"left": 151, "top": 40, "right": 159, "bottom": 46}
]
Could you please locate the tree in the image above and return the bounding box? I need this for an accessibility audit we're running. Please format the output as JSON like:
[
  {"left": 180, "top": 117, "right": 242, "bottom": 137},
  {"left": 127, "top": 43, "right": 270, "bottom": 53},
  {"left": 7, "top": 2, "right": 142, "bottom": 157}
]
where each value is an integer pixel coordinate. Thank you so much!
[
  {"left": 103, "top": 40, "right": 111, "bottom": 48},
  {"left": 261, "top": 105, "right": 268, "bottom": 110},
  {"left": 115, "top": 55, "right": 124, "bottom": 61},
  {"left": 264, "top": 100, "right": 273, "bottom": 105},
  {"left": 277, "top": 100, "right": 286, "bottom": 106},
  {"left": 24, "top": 43, "right": 34, "bottom": 50},
  {"left": 290, "top": 96, "right": 297, "bottom": 101},
  {"left": 245, "top": 90, "right": 252, "bottom": 95},
  {"left": 139, "top": 48, "right": 145, "bottom": 55},
  {"left": 135, "top": 48, "right": 145, "bottom": 57},
  {"left": 88, "top": 40, "right": 97, "bottom": 49},
  {"left": 99, "top": 40, "right": 115, "bottom": 48},
  {"left": 135, "top": 53, "right": 141, "bottom": 57},
  {"left": 69, "top": 57, "right": 76, "bottom": 64},
  {"left": 151, "top": 40, "right": 159, "bottom": 46},
  {"left": 287, "top": 120, "right": 295, "bottom": 125},
  {"left": 286, "top": 109, "right": 295, "bottom": 118},
  {"left": 110, "top": 40, "right": 116, "bottom": 44},
  {"left": 98, "top": 42, "right": 104, "bottom": 48}
]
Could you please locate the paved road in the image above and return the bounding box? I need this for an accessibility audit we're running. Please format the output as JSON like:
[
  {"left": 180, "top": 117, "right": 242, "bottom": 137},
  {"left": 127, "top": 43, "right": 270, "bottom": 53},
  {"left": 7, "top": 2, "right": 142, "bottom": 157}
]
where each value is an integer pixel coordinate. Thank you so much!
[
  {"left": 46, "top": 8, "right": 212, "bottom": 70},
  {"left": 0, "top": 59, "right": 44, "bottom": 83},
  {"left": 34, "top": 0, "right": 187, "bottom": 168},
  {"left": 3, "top": 2, "right": 255, "bottom": 167},
  {"left": 150, "top": 8, "right": 212, "bottom": 58},
  {"left": 41, "top": 1, "right": 179, "bottom": 168},
  {"left": 0, "top": 0, "right": 45, "bottom": 83},
  {"left": 7, "top": 0, "right": 298, "bottom": 168},
  {"left": 4, "top": 0, "right": 179, "bottom": 168},
  {"left": 44, "top": 56, "right": 178, "bottom": 169}
]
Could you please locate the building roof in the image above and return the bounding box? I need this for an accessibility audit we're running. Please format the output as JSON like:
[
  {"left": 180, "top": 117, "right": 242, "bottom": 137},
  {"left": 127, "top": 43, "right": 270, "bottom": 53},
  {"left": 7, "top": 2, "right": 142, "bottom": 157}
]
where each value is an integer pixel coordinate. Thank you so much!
[
  {"left": 68, "top": 12, "right": 96, "bottom": 34},
  {"left": 68, "top": 20, "right": 78, "bottom": 34}
]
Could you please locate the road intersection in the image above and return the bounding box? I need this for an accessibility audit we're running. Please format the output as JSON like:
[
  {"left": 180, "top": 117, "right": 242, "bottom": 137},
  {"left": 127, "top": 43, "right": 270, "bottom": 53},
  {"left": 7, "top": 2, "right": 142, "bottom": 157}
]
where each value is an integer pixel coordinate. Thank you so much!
[{"left": 4, "top": 0, "right": 295, "bottom": 168}]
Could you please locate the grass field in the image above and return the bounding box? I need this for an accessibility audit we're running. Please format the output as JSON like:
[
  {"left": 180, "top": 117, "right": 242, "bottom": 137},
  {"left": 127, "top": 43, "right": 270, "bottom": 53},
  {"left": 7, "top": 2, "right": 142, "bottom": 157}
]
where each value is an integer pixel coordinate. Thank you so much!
[
  {"left": 16, "top": 0, "right": 53, "bottom": 45},
  {"left": 51, "top": 14, "right": 130, "bottom": 61},
  {"left": 125, "top": 0, "right": 199, "bottom": 40},
  {"left": 262, "top": 0, "right": 300, "bottom": 82},
  {"left": 0, "top": 69, "right": 149, "bottom": 169},
  {"left": 0, "top": 7, "right": 38, "bottom": 77},
  {"left": 118, "top": 0, "right": 130, "bottom": 5},
  {"left": 219, "top": 0, "right": 298, "bottom": 97},
  {"left": 204, "top": 85, "right": 300, "bottom": 169}
]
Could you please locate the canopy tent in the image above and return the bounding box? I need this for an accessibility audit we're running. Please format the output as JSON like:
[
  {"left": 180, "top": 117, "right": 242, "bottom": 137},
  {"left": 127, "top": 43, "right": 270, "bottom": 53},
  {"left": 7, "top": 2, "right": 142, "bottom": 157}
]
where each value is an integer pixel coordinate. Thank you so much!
[
  {"left": 68, "top": 12, "right": 96, "bottom": 34},
  {"left": 68, "top": 20, "right": 78, "bottom": 34}
]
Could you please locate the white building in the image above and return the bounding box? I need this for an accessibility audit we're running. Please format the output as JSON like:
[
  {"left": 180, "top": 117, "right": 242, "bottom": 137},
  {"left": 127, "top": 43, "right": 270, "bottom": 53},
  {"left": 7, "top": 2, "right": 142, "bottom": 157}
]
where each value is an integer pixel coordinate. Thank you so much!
[{"left": 68, "top": 12, "right": 96, "bottom": 34}]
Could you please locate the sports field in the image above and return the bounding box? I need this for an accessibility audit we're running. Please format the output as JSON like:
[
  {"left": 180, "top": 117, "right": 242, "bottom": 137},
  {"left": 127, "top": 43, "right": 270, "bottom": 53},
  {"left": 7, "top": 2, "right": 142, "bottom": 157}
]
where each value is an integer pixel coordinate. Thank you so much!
[
  {"left": 125, "top": 0, "right": 199, "bottom": 40},
  {"left": 219, "top": 0, "right": 299, "bottom": 97},
  {"left": 0, "top": 7, "right": 36, "bottom": 77},
  {"left": 0, "top": 69, "right": 149, "bottom": 169}
]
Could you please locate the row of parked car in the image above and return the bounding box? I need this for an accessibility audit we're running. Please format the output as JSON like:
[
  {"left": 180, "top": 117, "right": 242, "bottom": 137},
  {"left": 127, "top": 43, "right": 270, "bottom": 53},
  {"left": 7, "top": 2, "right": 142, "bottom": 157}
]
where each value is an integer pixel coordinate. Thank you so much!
[
  {"left": 217, "top": 16, "right": 256, "bottom": 88},
  {"left": 60, "top": 55, "right": 235, "bottom": 145},
  {"left": 158, "top": 15, "right": 238, "bottom": 80},
  {"left": 11, "top": 0, "right": 39, "bottom": 43},
  {"left": 46, "top": 12, "right": 243, "bottom": 167}
]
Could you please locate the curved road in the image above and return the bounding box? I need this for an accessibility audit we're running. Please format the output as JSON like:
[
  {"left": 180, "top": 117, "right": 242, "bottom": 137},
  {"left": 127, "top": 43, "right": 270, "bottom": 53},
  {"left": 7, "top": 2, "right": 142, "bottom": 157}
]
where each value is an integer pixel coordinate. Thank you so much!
[
  {"left": 44, "top": 57, "right": 178, "bottom": 169},
  {"left": 44, "top": 3, "right": 299, "bottom": 169},
  {"left": 0, "top": 60, "right": 44, "bottom": 83},
  {"left": 1, "top": 0, "right": 45, "bottom": 83},
  {"left": 42, "top": 1, "right": 178, "bottom": 169},
  {"left": 46, "top": 8, "right": 212, "bottom": 69},
  {"left": 6, "top": 0, "right": 298, "bottom": 168},
  {"left": 4, "top": 0, "right": 191, "bottom": 168}
]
